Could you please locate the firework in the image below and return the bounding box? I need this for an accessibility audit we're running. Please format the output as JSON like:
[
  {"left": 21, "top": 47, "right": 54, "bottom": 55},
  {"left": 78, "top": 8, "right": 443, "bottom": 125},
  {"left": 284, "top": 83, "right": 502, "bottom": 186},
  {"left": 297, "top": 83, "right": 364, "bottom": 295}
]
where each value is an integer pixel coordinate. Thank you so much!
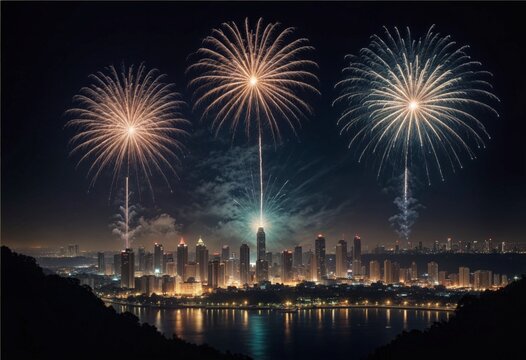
[
  {"left": 189, "top": 18, "right": 318, "bottom": 226},
  {"left": 334, "top": 26, "right": 498, "bottom": 240},
  {"left": 335, "top": 25, "right": 498, "bottom": 182},
  {"left": 67, "top": 64, "right": 189, "bottom": 247}
]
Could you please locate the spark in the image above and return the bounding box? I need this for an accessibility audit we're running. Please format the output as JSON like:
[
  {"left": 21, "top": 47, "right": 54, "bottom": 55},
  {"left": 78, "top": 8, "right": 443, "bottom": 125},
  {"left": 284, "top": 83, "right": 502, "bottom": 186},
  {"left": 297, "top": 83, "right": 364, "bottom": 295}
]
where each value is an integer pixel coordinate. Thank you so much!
[
  {"left": 189, "top": 17, "right": 319, "bottom": 229},
  {"left": 334, "top": 26, "right": 498, "bottom": 241},
  {"left": 66, "top": 63, "right": 189, "bottom": 248}
]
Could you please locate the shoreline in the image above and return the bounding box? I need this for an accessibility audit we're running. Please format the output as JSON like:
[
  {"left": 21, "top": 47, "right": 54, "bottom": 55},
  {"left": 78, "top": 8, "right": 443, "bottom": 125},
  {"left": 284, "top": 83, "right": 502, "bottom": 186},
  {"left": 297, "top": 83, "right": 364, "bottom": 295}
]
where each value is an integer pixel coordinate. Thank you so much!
[{"left": 102, "top": 298, "right": 455, "bottom": 312}]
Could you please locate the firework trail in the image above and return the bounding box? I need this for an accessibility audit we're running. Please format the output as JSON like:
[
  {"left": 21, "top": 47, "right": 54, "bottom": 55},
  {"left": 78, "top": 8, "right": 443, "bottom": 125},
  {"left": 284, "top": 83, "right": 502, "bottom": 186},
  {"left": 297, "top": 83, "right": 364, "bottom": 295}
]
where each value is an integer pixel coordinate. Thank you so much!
[
  {"left": 335, "top": 26, "right": 498, "bottom": 243},
  {"left": 66, "top": 64, "right": 189, "bottom": 248},
  {"left": 189, "top": 18, "right": 318, "bottom": 228}
]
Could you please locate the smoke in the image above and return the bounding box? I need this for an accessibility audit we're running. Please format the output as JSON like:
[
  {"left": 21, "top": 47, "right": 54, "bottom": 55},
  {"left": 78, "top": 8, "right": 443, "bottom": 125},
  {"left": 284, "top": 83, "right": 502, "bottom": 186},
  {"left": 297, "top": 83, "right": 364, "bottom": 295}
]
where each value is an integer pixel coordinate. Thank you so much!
[
  {"left": 388, "top": 170, "right": 423, "bottom": 241},
  {"left": 110, "top": 188, "right": 180, "bottom": 248}
]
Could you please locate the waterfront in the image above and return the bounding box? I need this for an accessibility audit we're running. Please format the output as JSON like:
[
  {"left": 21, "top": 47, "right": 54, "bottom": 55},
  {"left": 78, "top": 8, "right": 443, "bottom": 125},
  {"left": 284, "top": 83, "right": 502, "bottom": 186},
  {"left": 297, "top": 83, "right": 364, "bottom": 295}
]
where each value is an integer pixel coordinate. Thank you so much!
[{"left": 111, "top": 305, "right": 451, "bottom": 359}]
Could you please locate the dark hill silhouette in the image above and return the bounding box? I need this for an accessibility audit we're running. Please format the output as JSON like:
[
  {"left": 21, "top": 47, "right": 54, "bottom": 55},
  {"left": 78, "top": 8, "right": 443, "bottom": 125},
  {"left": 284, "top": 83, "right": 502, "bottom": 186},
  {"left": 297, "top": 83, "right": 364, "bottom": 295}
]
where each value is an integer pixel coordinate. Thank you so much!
[
  {"left": 1, "top": 246, "right": 250, "bottom": 360},
  {"left": 369, "top": 275, "right": 526, "bottom": 359}
]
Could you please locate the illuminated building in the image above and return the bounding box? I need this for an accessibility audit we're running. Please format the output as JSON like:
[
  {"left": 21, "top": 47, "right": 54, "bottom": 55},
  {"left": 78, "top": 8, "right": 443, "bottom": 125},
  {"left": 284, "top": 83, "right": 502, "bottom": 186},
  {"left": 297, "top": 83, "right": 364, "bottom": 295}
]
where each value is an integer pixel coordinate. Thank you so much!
[
  {"left": 138, "top": 246, "right": 146, "bottom": 272},
  {"left": 68, "top": 244, "right": 79, "bottom": 257},
  {"left": 196, "top": 237, "right": 209, "bottom": 283},
  {"left": 474, "top": 270, "right": 492, "bottom": 290},
  {"left": 493, "top": 274, "right": 500, "bottom": 287},
  {"left": 411, "top": 261, "right": 418, "bottom": 280},
  {"left": 446, "top": 237, "right": 452, "bottom": 251},
  {"left": 240, "top": 244, "right": 250, "bottom": 285},
  {"left": 315, "top": 234, "right": 327, "bottom": 280},
  {"left": 219, "top": 262, "right": 226, "bottom": 288},
  {"left": 281, "top": 250, "right": 293, "bottom": 283},
  {"left": 502, "top": 275, "right": 508, "bottom": 286},
  {"left": 154, "top": 243, "right": 164, "bottom": 274},
  {"left": 162, "top": 252, "right": 174, "bottom": 274},
  {"left": 293, "top": 246, "right": 303, "bottom": 268},
  {"left": 438, "top": 271, "right": 447, "bottom": 285},
  {"left": 221, "top": 245, "right": 230, "bottom": 262},
  {"left": 399, "top": 268, "right": 410, "bottom": 283},
  {"left": 166, "top": 261, "right": 176, "bottom": 276},
  {"left": 369, "top": 260, "right": 381, "bottom": 282},
  {"left": 113, "top": 254, "right": 121, "bottom": 275},
  {"left": 185, "top": 262, "right": 197, "bottom": 281},
  {"left": 335, "top": 240, "right": 348, "bottom": 278},
  {"left": 256, "top": 228, "right": 268, "bottom": 282},
  {"left": 428, "top": 261, "right": 439, "bottom": 284},
  {"left": 392, "top": 262, "right": 400, "bottom": 283},
  {"left": 177, "top": 238, "right": 188, "bottom": 279},
  {"left": 353, "top": 235, "right": 361, "bottom": 261},
  {"left": 179, "top": 281, "right": 203, "bottom": 296},
  {"left": 97, "top": 252, "right": 105, "bottom": 275},
  {"left": 120, "top": 248, "right": 135, "bottom": 289},
  {"left": 383, "top": 260, "right": 392, "bottom": 284},
  {"left": 145, "top": 252, "right": 153, "bottom": 274},
  {"left": 352, "top": 259, "right": 362, "bottom": 277},
  {"left": 208, "top": 259, "right": 220, "bottom": 289},
  {"left": 459, "top": 267, "right": 470, "bottom": 287},
  {"left": 161, "top": 275, "right": 175, "bottom": 294}
]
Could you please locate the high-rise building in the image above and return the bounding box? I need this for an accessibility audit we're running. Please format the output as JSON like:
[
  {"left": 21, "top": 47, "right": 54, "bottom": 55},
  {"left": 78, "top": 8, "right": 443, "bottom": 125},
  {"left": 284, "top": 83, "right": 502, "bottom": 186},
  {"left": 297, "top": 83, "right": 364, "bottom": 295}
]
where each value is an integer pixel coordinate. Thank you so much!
[
  {"left": 353, "top": 235, "right": 362, "bottom": 261},
  {"left": 335, "top": 240, "right": 348, "bottom": 278},
  {"left": 177, "top": 238, "right": 188, "bottom": 279},
  {"left": 145, "top": 252, "right": 153, "bottom": 274},
  {"left": 162, "top": 252, "right": 174, "bottom": 274},
  {"left": 256, "top": 228, "right": 268, "bottom": 282},
  {"left": 138, "top": 246, "right": 146, "bottom": 272},
  {"left": 208, "top": 259, "right": 220, "bottom": 289},
  {"left": 293, "top": 246, "right": 303, "bottom": 268},
  {"left": 352, "top": 259, "right": 362, "bottom": 277},
  {"left": 281, "top": 250, "right": 293, "bottom": 283},
  {"left": 166, "top": 261, "right": 176, "bottom": 276},
  {"left": 184, "top": 262, "right": 197, "bottom": 281},
  {"left": 438, "top": 271, "right": 447, "bottom": 285},
  {"left": 240, "top": 244, "right": 250, "bottom": 285},
  {"left": 410, "top": 261, "right": 418, "bottom": 280},
  {"left": 383, "top": 260, "right": 392, "bottom": 284},
  {"left": 113, "top": 254, "right": 121, "bottom": 275},
  {"left": 428, "top": 261, "right": 439, "bottom": 284},
  {"left": 392, "top": 262, "right": 400, "bottom": 283},
  {"left": 68, "top": 244, "right": 79, "bottom": 257},
  {"left": 257, "top": 227, "right": 266, "bottom": 261},
  {"left": 221, "top": 245, "right": 230, "bottom": 262},
  {"left": 459, "top": 267, "right": 470, "bottom": 287},
  {"left": 154, "top": 243, "right": 164, "bottom": 274},
  {"left": 315, "top": 234, "right": 327, "bottom": 280},
  {"left": 446, "top": 237, "right": 452, "bottom": 251},
  {"left": 120, "top": 248, "right": 135, "bottom": 289},
  {"left": 474, "top": 270, "right": 492, "bottom": 290},
  {"left": 196, "top": 237, "right": 209, "bottom": 283},
  {"left": 369, "top": 260, "right": 381, "bottom": 282},
  {"left": 97, "top": 252, "right": 105, "bottom": 275}
]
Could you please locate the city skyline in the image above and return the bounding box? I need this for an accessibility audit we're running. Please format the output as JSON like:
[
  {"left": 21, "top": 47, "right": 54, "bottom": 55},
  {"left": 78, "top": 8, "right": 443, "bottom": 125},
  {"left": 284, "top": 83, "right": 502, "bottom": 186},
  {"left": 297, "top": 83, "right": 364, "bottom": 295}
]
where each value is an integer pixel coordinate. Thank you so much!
[{"left": 3, "top": 2, "right": 525, "bottom": 252}]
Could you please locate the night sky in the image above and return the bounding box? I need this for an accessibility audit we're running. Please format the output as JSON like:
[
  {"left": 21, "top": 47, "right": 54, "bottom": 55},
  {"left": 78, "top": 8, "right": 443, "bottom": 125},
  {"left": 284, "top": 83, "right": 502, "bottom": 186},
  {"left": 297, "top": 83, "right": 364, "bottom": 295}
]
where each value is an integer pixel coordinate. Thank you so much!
[{"left": 2, "top": 2, "right": 525, "bottom": 253}]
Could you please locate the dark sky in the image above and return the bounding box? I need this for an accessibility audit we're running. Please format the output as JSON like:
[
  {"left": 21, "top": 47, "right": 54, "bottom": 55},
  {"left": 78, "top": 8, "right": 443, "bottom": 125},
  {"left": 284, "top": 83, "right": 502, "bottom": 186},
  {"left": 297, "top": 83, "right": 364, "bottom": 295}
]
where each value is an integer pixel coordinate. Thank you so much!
[{"left": 2, "top": 1, "right": 525, "bottom": 253}]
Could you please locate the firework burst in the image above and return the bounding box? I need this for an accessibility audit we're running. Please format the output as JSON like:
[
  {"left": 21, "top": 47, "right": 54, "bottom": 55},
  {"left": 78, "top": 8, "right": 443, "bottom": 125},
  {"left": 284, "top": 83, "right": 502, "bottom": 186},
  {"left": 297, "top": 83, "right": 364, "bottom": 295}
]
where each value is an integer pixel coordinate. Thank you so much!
[
  {"left": 189, "top": 17, "right": 319, "bottom": 226},
  {"left": 67, "top": 63, "right": 189, "bottom": 191},
  {"left": 335, "top": 25, "right": 498, "bottom": 183},
  {"left": 335, "top": 26, "right": 498, "bottom": 241},
  {"left": 67, "top": 64, "right": 189, "bottom": 247}
]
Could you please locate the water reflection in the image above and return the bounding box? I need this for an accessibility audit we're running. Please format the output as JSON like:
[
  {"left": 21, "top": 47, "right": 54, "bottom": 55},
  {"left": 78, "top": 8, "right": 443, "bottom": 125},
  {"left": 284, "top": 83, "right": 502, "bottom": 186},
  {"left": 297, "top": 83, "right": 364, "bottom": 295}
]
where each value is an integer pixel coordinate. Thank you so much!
[{"left": 110, "top": 304, "right": 450, "bottom": 360}]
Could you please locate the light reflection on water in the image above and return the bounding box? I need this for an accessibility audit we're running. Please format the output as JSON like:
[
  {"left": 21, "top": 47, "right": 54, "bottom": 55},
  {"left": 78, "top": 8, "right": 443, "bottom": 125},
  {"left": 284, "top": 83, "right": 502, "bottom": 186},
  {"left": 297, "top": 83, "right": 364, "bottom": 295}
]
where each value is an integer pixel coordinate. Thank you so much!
[{"left": 110, "top": 305, "right": 450, "bottom": 360}]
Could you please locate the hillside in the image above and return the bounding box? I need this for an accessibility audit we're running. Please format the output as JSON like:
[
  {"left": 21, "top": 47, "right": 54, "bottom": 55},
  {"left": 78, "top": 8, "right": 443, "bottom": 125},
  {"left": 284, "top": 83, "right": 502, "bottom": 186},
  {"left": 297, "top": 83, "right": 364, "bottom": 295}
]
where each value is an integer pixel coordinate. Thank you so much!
[
  {"left": 369, "top": 275, "right": 526, "bottom": 359},
  {"left": 1, "top": 246, "right": 249, "bottom": 360}
]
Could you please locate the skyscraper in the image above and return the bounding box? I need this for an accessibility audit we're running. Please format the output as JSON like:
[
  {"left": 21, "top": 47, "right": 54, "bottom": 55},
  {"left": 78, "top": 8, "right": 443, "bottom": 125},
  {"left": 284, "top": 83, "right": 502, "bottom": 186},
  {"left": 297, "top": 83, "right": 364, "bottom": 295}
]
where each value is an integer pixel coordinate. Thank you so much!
[
  {"left": 369, "top": 260, "right": 381, "bottom": 282},
  {"left": 257, "top": 227, "right": 266, "bottom": 261},
  {"left": 411, "top": 261, "right": 418, "bottom": 280},
  {"left": 120, "top": 248, "right": 135, "bottom": 289},
  {"left": 113, "top": 253, "right": 121, "bottom": 275},
  {"left": 177, "top": 238, "right": 188, "bottom": 280},
  {"left": 459, "top": 267, "right": 470, "bottom": 287},
  {"left": 315, "top": 234, "right": 326, "bottom": 280},
  {"left": 196, "top": 237, "right": 209, "bottom": 283},
  {"left": 293, "top": 246, "right": 303, "bottom": 268},
  {"left": 281, "top": 250, "right": 293, "bottom": 283},
  {"left": 138, "top": 246, "right": 146, "bottom": 272},
  {"left": 153, "top": 243, "right": 164, "bottom": 274},
  {"left": 353, "top": 235, "right": 361, "bottom": 261},
  {"left": 383, "top": 259, "right": 392, "bottom": 284},
  {"left": 240, "top": 244, "right": 250, "bottom": 285},
  {"left": 256, "top": 227, "right": 268, "bottom": 282},
  {"left": 474, "top": 270, "right": 492, "bottom": 289},
  {"left": 208, "top": 259, "right": 220, "bottom": 289},
  {"left": 335, "top": 240, "right": 348, "bottom": 278},
  {"left": 428, "top": 261, "right": 439, "bottom": 284},
  {"left": 162, "top": 252, "right": 174, "bottom": 274},
  {"left": 97, "top": 252, "right": 105, "bottom": 275},
  {"left": 221, "top": 245, "right": 230, "bottom": 262}
]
